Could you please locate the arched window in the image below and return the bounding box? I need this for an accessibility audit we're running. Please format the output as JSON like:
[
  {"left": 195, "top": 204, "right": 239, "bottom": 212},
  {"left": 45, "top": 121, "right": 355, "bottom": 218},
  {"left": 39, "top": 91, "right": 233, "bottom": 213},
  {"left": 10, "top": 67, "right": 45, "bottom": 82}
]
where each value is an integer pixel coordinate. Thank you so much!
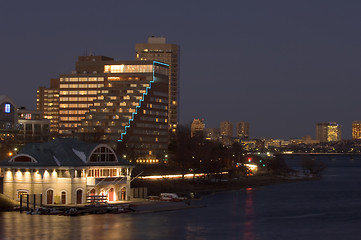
[
  {"left": 17, "top": 189, "right": 29, "bottom": 200},
  {"left": 9, "top": 155, "right": 37, "bottom": 163},
  {"left": 89, "top": 145, "right": 117, "bottom": 162},
  {"left": 61, "top": 191, "right": 66, "bottom": 204},
  {"left": 76, "top": 189, "right": 83, "bottom": 204},
  {"left": 47, "top": 189, "right": 53, "bottom": 204}
]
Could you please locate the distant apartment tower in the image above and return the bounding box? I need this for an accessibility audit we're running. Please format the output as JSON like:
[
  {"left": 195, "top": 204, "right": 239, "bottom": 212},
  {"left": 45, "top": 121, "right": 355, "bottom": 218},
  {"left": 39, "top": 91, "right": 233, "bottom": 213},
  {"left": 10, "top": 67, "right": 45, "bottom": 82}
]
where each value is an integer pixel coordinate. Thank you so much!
[
  {"left": 220, "top": 121, "right": 233, "bottom": 146},
  {"left": 36, "top": 78, "right": 60, "bottom": 135},
  {"left": 352, "top": 121, "right": 361, "bottom": 140},
  {"left": 204, "top": 128, "right": 221, "bottom": 142},
  {"left": 191, "top": 119, "right": 205, "bottom": 137},
  {"left": 236, "top": 122, "right": 249, "bottom": 139},
  {"left": 316, "top": 122, "right": 341, "bottom": 142},
  {"left": 135, "top": 36, "right": 179, "bottom": 134}
]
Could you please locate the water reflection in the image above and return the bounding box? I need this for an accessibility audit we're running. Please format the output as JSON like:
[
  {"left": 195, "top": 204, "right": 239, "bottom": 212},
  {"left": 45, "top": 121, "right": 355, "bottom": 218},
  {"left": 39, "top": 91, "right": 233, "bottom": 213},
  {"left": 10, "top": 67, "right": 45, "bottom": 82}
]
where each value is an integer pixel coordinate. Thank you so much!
[
  {"left": 243, "top": 188, "right": 255, "bottom": 240},
  {"left": 0, "top": 212, "right": 135, "bottom": 240}
]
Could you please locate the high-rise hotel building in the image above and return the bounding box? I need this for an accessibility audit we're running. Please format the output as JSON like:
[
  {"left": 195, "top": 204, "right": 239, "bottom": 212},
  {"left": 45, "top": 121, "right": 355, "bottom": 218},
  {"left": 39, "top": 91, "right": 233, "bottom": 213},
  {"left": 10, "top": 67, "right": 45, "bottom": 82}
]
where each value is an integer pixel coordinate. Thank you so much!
[
  {"left": 316, "top": 122, "right": 341, "bottom": 142},
  {"left": 37, "top": 55, "right": 169, "bottom": 163},
  {"left": 136, "top": 36, "right": 179, "bottom": 134}
]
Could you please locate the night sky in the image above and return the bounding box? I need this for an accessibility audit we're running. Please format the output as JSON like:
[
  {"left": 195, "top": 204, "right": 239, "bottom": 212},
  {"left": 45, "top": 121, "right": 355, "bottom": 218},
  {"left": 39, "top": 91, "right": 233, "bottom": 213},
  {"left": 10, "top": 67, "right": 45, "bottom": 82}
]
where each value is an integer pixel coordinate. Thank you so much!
[{"left": 1, "top": 1, "right": 361, "bottom": 139}]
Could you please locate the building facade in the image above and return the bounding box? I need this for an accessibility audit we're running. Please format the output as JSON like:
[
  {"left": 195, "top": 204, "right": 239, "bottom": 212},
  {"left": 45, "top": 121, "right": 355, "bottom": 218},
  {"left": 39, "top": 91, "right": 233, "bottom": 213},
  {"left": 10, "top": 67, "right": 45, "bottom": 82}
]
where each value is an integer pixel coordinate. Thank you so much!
[
  {"left": 136, "top": 36, "right": 179, "bottom": 134},
  {"left": 37, "top": 56, "right": 170, "bottom": 163},
  {"left": 352, "top": 121, "right": 361, "bottom": 140},
  {"left": 316, "top": 122, "right": 341, "bottom": 142},
  {"left": 204, "top": 128, "right": 221, "bottom": 142},
  {"left": 36, "top": 79, "right": 60, "bottom": 136},
  {"left": 17, "top": 108, "right": 50, "bottom": 144},
  {"left": 78, "top": 60, "right": 169, "bottom": 163},
  {"left": 236, "top": 122, "right": 249, "bottom": 139},
  {"left": 220, "top": 121, "right": 233, "bottom": 146},
  {"left": 0, "top": 139, "right": 133, "bottom": 205},
  {"left": 191, "top": 119, "right": 205, "bottom": 137}
]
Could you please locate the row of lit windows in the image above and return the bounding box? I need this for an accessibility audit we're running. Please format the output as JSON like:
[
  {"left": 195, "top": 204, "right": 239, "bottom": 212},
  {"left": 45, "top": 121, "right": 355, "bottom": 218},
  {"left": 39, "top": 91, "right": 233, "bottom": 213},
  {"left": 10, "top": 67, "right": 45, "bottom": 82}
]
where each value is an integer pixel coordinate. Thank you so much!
[
  {"left": 60, "top": 90, "right": 98, "bottom": 95},
  {"left": 59, "top": 104, "right": 89, "bottom": 108},
  {"left": 87, "top": 168, "right": 125, "bottom": 177},
  {"left": 60, "top": 84, "right": 103, "bottom": 88},
  {"left": 60, "top": 117, "right": 84, "bottom": 121},
  {"left": 60, "top": 77, "right": 104, "bottom": 82},
  {"left": 104, "top": 64, "right": 153, "bottom": 73},
  {"left": 59, "top": 110, "right": 88, "bottom": 114},
  {"left": 60, "top": 97, "right": 96, "bottom": 101},
  {"left": 136, "top": 159, "right": 159, "bottom": 163},
  {"left": 59, "top": 123, "right": 81, "bottom": 128}
]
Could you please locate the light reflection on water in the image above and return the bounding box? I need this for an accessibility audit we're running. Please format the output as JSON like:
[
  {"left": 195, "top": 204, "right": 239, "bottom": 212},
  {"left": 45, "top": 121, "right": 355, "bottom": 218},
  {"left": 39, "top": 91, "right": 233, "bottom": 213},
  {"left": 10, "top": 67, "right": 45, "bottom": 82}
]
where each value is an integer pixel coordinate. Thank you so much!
[
  {"left": 1, "top": 157, "right": 361, "bottom": 239},
  {"left": 243, "top": 188, "right": 255, "bottom": 240}
]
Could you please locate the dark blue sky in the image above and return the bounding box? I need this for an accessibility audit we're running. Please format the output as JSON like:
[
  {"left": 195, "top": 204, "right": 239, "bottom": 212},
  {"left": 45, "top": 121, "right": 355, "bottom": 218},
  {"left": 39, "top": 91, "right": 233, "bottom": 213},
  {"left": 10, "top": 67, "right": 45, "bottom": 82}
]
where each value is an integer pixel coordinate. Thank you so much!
[{"left": 1, "top": 1, "right": 361, "bottom": 139}]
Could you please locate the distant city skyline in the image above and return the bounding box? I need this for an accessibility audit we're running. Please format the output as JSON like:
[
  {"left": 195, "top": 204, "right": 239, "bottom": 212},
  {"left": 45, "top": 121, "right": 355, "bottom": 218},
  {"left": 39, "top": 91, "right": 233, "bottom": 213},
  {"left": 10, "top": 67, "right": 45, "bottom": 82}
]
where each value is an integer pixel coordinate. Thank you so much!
[{"left": 2, "top": 1, "right": 361, "bottom": 139}]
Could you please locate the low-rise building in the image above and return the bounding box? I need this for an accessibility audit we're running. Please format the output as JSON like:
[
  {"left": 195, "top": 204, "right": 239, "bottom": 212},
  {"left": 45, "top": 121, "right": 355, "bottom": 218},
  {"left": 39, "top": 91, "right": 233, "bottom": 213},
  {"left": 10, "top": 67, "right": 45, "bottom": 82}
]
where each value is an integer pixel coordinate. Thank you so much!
[{"left": 0, "top": 138, "right": 133, "bottom": 205}]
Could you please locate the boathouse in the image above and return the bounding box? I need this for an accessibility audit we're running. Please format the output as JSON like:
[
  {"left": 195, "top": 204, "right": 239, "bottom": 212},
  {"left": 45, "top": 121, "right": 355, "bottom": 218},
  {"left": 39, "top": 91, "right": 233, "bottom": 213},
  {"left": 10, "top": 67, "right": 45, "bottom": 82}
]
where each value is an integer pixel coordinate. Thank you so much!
[{"left": 0, "top": 138, "right": 134, "bottom": 205}]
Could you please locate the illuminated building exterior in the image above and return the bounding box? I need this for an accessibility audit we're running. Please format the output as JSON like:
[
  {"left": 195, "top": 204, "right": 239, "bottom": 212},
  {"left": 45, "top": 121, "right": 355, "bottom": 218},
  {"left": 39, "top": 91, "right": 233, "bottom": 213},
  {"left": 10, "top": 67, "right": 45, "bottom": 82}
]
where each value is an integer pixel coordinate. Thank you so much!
[
  {"left": 0, "top": 96, "right": 18, "bottom": 130},
  {"left": 136, "top": 36, "right": 179, "bottom": 134},
  {"left": 264, "top": 139, "right": 282, "bottom": 148},
  {"left": 37, "top": 56, "right": 170, "bottom": 164},
  {"left": 191, "top": 119, "right": 205, "bottom": 137},
  {"left": 0, "top": 139, "right": 133, "bottom": 204},
  {"left": 0, "top": 96, "right": 18, "bottom": 159},
  {"left": 316, "top": 122, "right": 341, "bottom": 142},
  {"left": 58, "top": 56, "right": 112, "bottom": 136},
  {"left": 36, "top": 79, "right": 60, "bottom": 136},
  {"left": 17, "top": 108, "right": 50, "bottom": 144},
  {"left": 236, "top": 122, "right": 249, "bottom": 139},
  {"left": 220, "top": 121, "right": 233, "bottom": 146},
  {"left": 78, "top": 60, "right": 169, "bottom": 163},
  {"left": 352, "top": 121, "right": 361, "bottom": 140}
]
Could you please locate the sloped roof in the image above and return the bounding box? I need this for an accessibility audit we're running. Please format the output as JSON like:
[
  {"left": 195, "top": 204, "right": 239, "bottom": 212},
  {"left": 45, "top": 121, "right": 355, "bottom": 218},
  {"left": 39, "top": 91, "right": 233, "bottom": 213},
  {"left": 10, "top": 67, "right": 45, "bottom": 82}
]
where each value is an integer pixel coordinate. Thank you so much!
[
  {"left": 0, "top": 95, "right": 17, "bottom": 107},
  {"left": 0, "top": 138, "right": 133, "bottom": 168}
]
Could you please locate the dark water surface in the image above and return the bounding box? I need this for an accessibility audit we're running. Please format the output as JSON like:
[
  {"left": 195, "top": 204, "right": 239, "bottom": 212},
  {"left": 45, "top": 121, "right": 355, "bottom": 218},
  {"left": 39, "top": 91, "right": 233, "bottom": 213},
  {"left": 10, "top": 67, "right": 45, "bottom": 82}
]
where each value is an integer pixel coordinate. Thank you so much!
[{"left": 1, "top": 156, "right": 361, "bottom": 240}]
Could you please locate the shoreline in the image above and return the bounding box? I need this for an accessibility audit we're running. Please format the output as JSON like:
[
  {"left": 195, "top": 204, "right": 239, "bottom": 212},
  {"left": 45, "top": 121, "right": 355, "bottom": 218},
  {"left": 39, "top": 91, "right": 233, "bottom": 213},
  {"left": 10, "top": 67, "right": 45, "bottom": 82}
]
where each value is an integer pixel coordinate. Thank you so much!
[
  {"left": 131, "top": 173, "right": 320, "bottom": 198},
  {"left": 0, "top": 174, "right": 319, "bottom": 212}
]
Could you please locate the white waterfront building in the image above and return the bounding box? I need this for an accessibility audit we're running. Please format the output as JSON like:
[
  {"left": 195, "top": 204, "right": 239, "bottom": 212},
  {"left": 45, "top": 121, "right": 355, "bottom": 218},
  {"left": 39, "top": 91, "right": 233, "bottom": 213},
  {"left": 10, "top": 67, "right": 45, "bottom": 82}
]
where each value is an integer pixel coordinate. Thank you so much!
[{"left": 0, "top": 138, "right": 133, "bottom": 205}]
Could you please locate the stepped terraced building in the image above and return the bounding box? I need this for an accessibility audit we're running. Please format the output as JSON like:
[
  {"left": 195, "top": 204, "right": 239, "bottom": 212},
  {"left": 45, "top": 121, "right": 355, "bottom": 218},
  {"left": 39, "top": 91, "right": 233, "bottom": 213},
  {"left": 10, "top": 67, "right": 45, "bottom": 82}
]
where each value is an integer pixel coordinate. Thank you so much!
[{"left": 37, "top": 56, "right": 170, "bottom": 163}]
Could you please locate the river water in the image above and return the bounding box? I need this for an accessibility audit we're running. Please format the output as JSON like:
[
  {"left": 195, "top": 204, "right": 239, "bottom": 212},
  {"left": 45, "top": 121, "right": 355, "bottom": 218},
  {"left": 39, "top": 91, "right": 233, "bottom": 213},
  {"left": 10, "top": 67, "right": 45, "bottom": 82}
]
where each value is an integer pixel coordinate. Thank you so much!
[{"left": 1, "top": 156, "right": 361, "bottom": 240}]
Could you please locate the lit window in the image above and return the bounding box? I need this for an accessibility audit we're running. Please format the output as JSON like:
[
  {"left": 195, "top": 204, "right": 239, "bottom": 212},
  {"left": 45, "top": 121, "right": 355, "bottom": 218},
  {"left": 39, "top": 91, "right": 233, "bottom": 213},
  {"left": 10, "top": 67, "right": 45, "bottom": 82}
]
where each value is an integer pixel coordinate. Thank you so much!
[{"left": 5, "top": 104, "right": 10, "bottom": 113}]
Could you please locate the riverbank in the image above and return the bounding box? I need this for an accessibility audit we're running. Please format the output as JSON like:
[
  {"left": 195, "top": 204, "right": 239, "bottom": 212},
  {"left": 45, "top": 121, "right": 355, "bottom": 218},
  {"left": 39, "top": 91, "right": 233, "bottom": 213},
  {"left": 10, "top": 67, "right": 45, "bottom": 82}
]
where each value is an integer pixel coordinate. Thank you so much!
[{"left": 131, "top": 173, "right": 319, "bottom": 197}]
